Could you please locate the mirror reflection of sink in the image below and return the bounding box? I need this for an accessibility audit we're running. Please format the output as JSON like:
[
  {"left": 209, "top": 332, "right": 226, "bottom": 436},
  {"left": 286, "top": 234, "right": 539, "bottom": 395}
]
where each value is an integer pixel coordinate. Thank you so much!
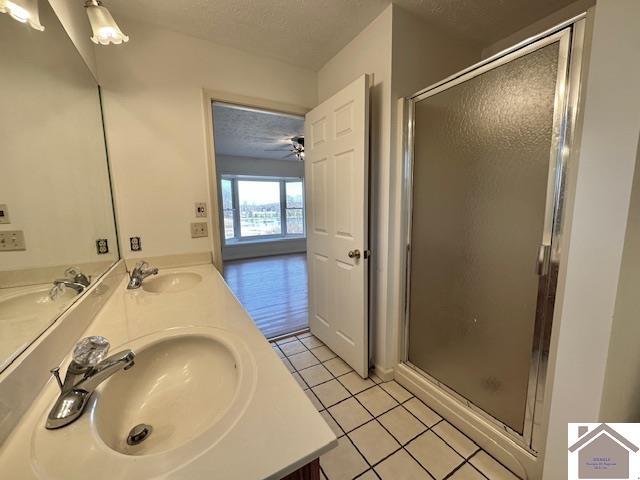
[
  {"left": 142, "top": 272, "right": 202, "bottom": 293},
  {"left": 0, "top": 287, "right": 76, "bottom": 319},
  {"left": 32, "top": 327, "right": 256, "bottom": 478},
  {"left": 95, "top": 334, "right": 238, "bottom": 455}
]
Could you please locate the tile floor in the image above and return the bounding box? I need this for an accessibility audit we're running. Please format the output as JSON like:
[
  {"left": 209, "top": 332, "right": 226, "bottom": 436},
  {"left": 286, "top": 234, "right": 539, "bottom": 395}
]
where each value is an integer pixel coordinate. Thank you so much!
[{"left": 272, "top": 333, "right": 522, "bottom": 480}]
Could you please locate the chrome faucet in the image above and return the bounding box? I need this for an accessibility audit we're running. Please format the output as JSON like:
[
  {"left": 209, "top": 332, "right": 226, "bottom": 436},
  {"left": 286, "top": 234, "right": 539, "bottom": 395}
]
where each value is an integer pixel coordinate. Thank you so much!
[
  {"left": 127, "top": 261, "right": 158, "bottom": 289},
  {"left": 50, "top": 267, "right": 91, "bottom": 296},
  {"left": 46, "top": 336, "right": 135, "bottom": 429}
]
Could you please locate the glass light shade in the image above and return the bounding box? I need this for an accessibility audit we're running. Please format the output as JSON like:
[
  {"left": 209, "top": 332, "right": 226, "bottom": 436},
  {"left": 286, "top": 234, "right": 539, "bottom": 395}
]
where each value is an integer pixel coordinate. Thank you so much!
[
  {"left": 86, "top": 3, "right": 128, "bottom": 45},
  {"left": 0, "top": 0, "right": 45, "bottom": 31}
]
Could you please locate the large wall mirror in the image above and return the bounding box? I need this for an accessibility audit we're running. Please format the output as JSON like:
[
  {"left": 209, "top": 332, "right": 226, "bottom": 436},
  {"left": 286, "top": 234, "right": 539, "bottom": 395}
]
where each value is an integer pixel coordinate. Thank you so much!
[{"left": 0, "top": 1, "right": 119, "bottom": 371}]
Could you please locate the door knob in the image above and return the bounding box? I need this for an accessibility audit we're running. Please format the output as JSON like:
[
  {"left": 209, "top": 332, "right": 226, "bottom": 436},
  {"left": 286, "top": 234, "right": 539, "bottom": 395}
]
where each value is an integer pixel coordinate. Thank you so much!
[{"left": 348, "top": 249, "right": 361, "bottom": 259}]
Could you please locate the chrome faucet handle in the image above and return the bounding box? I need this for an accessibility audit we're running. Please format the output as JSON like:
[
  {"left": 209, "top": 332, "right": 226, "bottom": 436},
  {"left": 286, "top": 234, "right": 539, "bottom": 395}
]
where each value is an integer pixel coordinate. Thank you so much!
[
  {"left": 72, "top": 336, "right": 110, "bottom": 369},
  {"left": 50, "top": 367, "right": 63, "bottom": 392},
  {"left": 64, "top": 267, "right": 91, "bottom": 287}
]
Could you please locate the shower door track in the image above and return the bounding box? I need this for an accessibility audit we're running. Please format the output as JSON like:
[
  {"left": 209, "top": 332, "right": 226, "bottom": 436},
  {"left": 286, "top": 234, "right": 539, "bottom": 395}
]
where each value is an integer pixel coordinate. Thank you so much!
[{"left": 400, "top": 14, "right": 586, "bottom": 453}]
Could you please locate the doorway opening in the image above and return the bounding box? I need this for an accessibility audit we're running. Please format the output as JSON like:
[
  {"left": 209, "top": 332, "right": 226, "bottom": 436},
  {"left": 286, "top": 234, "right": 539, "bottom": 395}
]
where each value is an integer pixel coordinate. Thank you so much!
[{"left": 210, "top": 102, "right": 309, "bottom": 339}]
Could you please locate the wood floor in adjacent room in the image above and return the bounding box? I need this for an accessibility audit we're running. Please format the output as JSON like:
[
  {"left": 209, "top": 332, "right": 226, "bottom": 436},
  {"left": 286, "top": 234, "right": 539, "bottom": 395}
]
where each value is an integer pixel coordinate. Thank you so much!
[{"left": 223, "top": 253, "right": 308, "bottom": 339}]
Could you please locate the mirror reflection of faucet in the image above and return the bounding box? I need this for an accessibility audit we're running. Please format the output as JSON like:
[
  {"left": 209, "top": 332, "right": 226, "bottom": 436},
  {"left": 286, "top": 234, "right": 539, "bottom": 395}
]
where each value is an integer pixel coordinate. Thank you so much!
[
  {"left": 46, "top": 336, "right": 135, "bottom": 429},
  {"left": 126, "top": 261, "right": 159, "bottom": 289},
  {"left": 48, "top": 267, "right": 91, "bottom": 299}
]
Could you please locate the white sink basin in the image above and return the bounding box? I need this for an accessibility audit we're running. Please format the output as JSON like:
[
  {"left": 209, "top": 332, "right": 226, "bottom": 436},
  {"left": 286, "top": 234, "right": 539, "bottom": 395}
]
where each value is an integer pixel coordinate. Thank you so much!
[
  {"left": 95, "top": 335, "right": 238, "bottom": 455},
  {"left": 0, "top": 287, "right": 76, "bottom": 319},
  {"left": 142, "top": 272, "right": 202, "bottom": 293},
  {"left": 31, "top": 327, "right": 256, "bottom": 478}
]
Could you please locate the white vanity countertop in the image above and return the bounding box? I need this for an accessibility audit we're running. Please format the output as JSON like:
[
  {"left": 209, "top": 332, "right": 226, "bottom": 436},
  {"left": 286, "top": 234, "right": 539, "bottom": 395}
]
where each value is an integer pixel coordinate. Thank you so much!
[{"left": 0, "top": 264, "right": 337, "bottom": 479}]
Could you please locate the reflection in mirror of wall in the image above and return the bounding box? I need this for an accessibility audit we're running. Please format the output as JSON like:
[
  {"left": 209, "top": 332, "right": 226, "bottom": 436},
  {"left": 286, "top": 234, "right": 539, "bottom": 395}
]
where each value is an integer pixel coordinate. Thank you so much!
[{"left": 0, "top": 1, "right": 119, "bottom": 372}]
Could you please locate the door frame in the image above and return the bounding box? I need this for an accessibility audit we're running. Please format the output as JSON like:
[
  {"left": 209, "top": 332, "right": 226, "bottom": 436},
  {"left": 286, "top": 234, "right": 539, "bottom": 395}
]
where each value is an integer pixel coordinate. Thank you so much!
[
  {"left": 201, "top": 89, "right": 309, "bottom": 272},
  {"left": 399, "top": 15, "right": 586, "bottom": 453}
]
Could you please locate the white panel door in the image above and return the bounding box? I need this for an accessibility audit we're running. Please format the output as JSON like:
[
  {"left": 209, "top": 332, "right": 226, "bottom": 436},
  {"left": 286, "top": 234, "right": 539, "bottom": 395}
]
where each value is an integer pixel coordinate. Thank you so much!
[{"left": 304, "top": 74, "right": 370, "bottom": 378}]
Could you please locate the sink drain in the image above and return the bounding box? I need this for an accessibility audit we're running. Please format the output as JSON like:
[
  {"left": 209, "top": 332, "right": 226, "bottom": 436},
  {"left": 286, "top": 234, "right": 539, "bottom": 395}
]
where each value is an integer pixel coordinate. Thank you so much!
[{"left": 127, "top": 423, "right": 153, "bottom": 445}]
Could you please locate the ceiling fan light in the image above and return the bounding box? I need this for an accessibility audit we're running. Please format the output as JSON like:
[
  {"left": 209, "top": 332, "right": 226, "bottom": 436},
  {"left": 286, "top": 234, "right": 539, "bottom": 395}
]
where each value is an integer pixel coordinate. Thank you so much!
[
  {"left": 85, "top": 0, "right": 128, "bottom": 45},
  {"left": 0, "top": 0, "right": 45, "bottom": 31}
]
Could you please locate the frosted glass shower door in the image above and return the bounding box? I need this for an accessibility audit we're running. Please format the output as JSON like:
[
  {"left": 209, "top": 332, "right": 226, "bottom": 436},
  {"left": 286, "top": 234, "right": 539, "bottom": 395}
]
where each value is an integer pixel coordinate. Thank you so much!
[{"left": 407, "top": 40, "right": 564, "bottom": 435}]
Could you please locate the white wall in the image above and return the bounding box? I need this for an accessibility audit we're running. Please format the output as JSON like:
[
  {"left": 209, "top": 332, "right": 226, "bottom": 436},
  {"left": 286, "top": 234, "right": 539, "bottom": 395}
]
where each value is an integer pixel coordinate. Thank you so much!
[
  {"left": 542, "top": 0, "right": 640, "bottom": 477},
  {"left": 48, "top": 0, "right": 98, "bottom": 79},
  {"left": 0, "top": 1, "right": 117, "bottom": 275},
  {"left": 317, "top": 4, "right": 480, "bottom": 374},
  {"left": 317, "top": 5, "right": 393, "bottom": 371},
  {"left": 216, "top": 155, "right": 304, "bottom": 178},
  {"left": 385, "top": 6, "right": 481, "bottom": 371},
  {"left": 480, "top": 0, "right": 595, "bottom": 60},
  {"left": 96, "top": 19, "right": 317, "bottom": 263},
  {"left": 600, "top": 140, "right": 640, "bottom": 421}
]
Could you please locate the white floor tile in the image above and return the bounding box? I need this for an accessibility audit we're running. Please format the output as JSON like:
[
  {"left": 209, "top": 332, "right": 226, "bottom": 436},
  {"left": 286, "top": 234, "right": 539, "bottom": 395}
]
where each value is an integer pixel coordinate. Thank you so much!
[
  {"left": 313, "top": 379, "right": 351, "bottom": 407},
  {"left": 356, "top": 470, "right": 378, "bottom": 480},
  {"left": 328, "top": 397, "right": 373, "bottom": 433},
  {"left": 403, "top": 398, "right": 441, "bottom": 427},
  {"left": 406, "top": 431, "right": 464, "bottom": 480},
  {"left": 380, "top": 381, "right": 413, "bottom": 402},
  {"left": 378, "top": 406, "right": 427, "bottom": 445},
  {"left": 292, "top": 372, "right": 307, "bottom": 389},
  {"left": 299, "top": 364, "right": 333, "bottom": 387},
  {"left": 280, "top": 339, "right": 308, "bottom": 356},
  {"left": 338, "top": 371, "right": 375, "bottom": 395},
  {"left": 349, "top": 420, "right": 400, "bottom": 465},
  {"left": 449, "top": 464, "right": 486, "bottom": 480},
  {"left": 321, "top": 410, "right": 344, "bottom": 437},
  {"left": 320, "top": 436, "right": 368, "bottom": 480},
  {"left": 469, "top": 451, "right": 520, "bottom": 480},
  {"left": 304, "top": 388, "right": 324, "bottom": 411},
  {"left": 281, "top": 357, "right": 295, "bottom": 373},
  {"left": 356, "top": 386, "right": 398, "bottom": 417},
  {"left": 324, "top": 357, "right": 353, "bottom": 376},
  {"left": 300, "top": 335, "right": 324, "bottom": 349},
  {"left": 432, "top": 421, "right": 478, "bottom": 459},
  {"left": 289, "top": 350, "right": 320, "bottom": 370},
  {"left": 375, "top": 449, "right": 432, "bottom": 480},
  {"left": 312, "top": 345, "right": 337, "bottom": 362}
]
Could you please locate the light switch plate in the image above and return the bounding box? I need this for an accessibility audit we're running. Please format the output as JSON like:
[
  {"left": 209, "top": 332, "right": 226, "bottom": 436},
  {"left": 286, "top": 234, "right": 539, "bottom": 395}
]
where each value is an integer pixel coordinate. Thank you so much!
[
  {"left": 195, "top": 202, "right": 207, "bottom": 218},
  {"left": 0, "top": 230, "right": 25, "bottom": 251},
  {"left": 190, "top": 222, "right": 208, "bottom": 238},
  {"left": 0, "top": 204, "right": 9, "bottom": 224}
]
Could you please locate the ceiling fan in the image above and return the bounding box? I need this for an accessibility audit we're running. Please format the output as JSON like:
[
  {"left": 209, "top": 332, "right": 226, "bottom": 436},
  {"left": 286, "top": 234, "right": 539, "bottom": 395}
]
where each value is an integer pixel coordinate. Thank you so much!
[{"left": 265, "top": 136, "right": 305, "bottom": 161}]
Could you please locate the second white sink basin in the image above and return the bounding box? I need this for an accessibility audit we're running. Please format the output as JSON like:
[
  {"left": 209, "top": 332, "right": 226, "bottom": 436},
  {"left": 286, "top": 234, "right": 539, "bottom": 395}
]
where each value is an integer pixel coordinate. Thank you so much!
[
  {"left": 95, "top": 334, "right": 239, "bottom": 455},
  {"left": 142, "top": 272, "right": 202, "bottom": 293},
  {"left": 31, "top": 327, "right": 257, "bottom": 478},
  {"left": 0, "top": 286, "right": 76, "bottom": 319}
]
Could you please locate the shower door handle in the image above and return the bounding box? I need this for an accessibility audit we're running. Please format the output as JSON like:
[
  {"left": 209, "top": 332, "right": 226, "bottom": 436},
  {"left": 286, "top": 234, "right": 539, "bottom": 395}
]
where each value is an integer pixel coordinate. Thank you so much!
[{"left": 536, "top": 244, "right": 551, "bottom": 276}]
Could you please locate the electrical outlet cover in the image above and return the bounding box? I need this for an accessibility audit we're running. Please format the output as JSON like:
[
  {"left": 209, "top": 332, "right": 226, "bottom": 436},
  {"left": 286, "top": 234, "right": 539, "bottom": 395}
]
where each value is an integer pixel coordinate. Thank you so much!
[
  {"left": 195, "top": 202, "right": 207, "bottom": 218},
  {"left": 0, "top": 204, "right": 9, "bottom": 224},
  {"left": 0, "top": 230, "right": 25, "bottom": 251},
  {"left": 190, "top": 222, "right": 208, "bottom": 238},
  {"left": 130, "top": 236, "right": 142, "bottom": 251},
  {"left": 96, "top": 238, "right": 109, "bottom": 255}
]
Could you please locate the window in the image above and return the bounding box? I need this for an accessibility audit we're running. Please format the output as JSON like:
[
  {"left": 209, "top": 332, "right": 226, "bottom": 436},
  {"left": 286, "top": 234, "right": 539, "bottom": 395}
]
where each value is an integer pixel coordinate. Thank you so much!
[
  {"left": 221, "top": 177, "right": 305, "bottom": 243},
  {"left": 238, "top": 180, "right": 281, "bottom": 237},
  {"left": 285, "top": 181, "right": 304, "bottom": 234},
  {"left": 221, "top": 178, "right": 235, "bottom": 240}
]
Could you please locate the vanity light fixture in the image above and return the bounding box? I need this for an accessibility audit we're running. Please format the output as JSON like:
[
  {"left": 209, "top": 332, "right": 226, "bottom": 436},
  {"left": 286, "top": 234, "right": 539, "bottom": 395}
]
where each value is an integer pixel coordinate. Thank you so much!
[
  {"left": 84, "top": 0, "right": 128, "bottom": 45},
  {"left": 0, "top": 0, "right": 45, "bottom": 31}
]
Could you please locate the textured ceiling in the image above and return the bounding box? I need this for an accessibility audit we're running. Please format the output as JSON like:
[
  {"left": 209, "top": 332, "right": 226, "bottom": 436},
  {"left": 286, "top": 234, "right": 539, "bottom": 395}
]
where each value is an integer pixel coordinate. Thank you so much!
[
  {"left": 106, "top": 0, "right": 577, "bottom": 70},
  {"left": 212, "top": 104, "right": 304, "bottom": 160}
]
